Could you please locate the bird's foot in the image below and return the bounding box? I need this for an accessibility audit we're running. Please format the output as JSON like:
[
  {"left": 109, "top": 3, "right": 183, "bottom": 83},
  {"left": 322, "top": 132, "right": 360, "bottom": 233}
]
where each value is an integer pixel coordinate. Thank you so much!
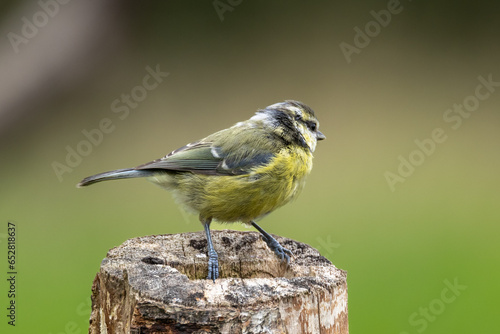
[
  {"left": 207, "top": 249, "right": 219, "bottom": 282},
  {"left": 261, "top": 234, "right": 293, "bottom": 264}
]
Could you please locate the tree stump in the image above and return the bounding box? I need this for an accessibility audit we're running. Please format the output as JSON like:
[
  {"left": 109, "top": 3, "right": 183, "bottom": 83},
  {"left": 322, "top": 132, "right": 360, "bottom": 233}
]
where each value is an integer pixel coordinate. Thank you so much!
[{"left": 89, "top": 230, "right": 348, "bottom": 333}]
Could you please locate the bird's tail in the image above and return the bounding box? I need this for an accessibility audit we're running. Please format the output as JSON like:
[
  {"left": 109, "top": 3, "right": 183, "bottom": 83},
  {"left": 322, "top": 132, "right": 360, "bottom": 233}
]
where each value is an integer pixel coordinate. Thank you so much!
[{"left": 77, "top": 168, "right": 155, "bottom": 187}]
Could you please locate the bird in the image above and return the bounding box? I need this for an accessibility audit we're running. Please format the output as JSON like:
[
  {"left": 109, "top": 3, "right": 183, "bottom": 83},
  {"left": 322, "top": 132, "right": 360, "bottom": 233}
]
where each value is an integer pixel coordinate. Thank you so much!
[{"left": 77, "top": 100, "right": 325, "bottom": 281}]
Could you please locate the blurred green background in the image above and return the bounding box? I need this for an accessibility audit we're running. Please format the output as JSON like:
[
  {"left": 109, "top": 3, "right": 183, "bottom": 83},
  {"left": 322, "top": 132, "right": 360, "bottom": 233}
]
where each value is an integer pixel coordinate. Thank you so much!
[{"left": 1, "top": 0, "right": 499, "bottom": 333}]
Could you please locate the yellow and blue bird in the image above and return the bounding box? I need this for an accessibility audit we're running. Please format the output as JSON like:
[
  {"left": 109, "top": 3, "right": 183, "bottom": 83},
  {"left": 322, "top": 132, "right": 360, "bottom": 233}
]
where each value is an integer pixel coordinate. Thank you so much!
[{"left": 78, "top": 100, "right": 325, "bottom": 281}]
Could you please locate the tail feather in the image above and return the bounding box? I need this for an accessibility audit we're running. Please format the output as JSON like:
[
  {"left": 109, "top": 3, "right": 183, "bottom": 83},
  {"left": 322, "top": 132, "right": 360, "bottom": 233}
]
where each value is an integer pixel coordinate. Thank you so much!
[{"left": 77, "top": 168, "right": 154, "bottom": 187}]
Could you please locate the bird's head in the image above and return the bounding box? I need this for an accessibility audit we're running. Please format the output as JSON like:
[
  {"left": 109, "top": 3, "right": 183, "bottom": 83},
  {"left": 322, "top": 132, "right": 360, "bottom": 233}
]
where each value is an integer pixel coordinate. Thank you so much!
[{"left": 251, "top": 100, "right": 325, "bottom": 152}]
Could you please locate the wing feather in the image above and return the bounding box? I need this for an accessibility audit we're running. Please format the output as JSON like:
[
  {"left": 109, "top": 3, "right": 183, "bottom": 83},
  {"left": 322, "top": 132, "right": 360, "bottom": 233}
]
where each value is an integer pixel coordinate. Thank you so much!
[{"left": 135, "top": 127, "right": 277, "bottom": 176}]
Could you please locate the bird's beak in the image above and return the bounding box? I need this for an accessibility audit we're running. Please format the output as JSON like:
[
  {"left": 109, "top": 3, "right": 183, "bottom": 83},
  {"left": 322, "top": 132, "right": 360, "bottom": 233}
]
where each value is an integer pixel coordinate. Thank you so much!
[{"left": 316, "top": 131, "right": 326, "bottom": 141}]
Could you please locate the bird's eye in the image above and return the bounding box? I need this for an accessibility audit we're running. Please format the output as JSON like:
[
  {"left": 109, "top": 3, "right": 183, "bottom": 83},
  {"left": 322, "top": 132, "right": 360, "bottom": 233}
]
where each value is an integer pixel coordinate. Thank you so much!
[
  {"left": 295, "top": 114, "right": 302, "bottom": 121},
  {"left": 307, "top": 121, "right": 317, "bottom": 131}
]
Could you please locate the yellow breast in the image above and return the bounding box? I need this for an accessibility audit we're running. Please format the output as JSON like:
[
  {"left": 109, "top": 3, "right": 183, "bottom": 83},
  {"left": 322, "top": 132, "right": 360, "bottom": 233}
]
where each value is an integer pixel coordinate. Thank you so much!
[{"left": 164, "top": 146, "right": 314, "bottom": 223}]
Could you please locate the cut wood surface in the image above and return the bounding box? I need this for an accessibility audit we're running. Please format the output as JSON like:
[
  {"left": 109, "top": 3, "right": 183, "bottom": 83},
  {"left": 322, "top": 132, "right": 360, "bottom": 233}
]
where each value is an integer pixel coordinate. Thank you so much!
[{"left": 89, "top": 230, "right": 348, "bottom": 333}]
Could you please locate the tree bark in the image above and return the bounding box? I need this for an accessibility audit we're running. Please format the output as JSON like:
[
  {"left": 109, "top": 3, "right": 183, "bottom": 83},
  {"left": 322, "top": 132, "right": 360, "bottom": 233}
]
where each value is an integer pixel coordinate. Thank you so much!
[{"left": 89, "top": 230, "right": 348, "bottom": 333}]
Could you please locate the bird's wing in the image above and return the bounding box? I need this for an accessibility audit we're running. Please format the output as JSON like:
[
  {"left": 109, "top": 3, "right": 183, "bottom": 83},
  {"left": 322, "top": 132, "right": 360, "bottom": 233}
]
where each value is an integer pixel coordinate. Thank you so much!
[{"left": 135, "top": 128, "right": 277, "bottom": 176}]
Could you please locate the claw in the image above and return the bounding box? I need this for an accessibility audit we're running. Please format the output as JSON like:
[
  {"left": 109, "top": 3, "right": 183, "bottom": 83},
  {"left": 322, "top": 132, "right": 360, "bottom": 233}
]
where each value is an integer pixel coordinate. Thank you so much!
[
  {"left": 251, "top": 221, "right": 294, "bottom": 265},
  {"left": 207, "top": 250, "right": 219, "bottom": 282},
  {"left": 203, "top": 219, "right": 220, "bottom": 282},
  {"left": 268, "top": 238, "right": 293, "bottom": 264}
]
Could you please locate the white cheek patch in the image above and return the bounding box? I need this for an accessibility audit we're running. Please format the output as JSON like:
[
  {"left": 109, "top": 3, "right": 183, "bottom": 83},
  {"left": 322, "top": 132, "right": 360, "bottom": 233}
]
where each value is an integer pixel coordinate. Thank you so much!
[
  {"left": 302, "top": 130, "right": 317, "bottom": 152},
  {"left": 309, "top": 139, "right": 317, "bottom": 152}
]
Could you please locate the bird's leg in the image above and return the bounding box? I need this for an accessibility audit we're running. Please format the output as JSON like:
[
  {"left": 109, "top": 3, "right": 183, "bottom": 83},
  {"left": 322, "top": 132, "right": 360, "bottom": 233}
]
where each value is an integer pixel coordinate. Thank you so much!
[
  {"left": 251, "top": 221, "right": 293, "bottom": 264},
  {"left": 202, "top": 218, "right": 219, "bottom": 281}
]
